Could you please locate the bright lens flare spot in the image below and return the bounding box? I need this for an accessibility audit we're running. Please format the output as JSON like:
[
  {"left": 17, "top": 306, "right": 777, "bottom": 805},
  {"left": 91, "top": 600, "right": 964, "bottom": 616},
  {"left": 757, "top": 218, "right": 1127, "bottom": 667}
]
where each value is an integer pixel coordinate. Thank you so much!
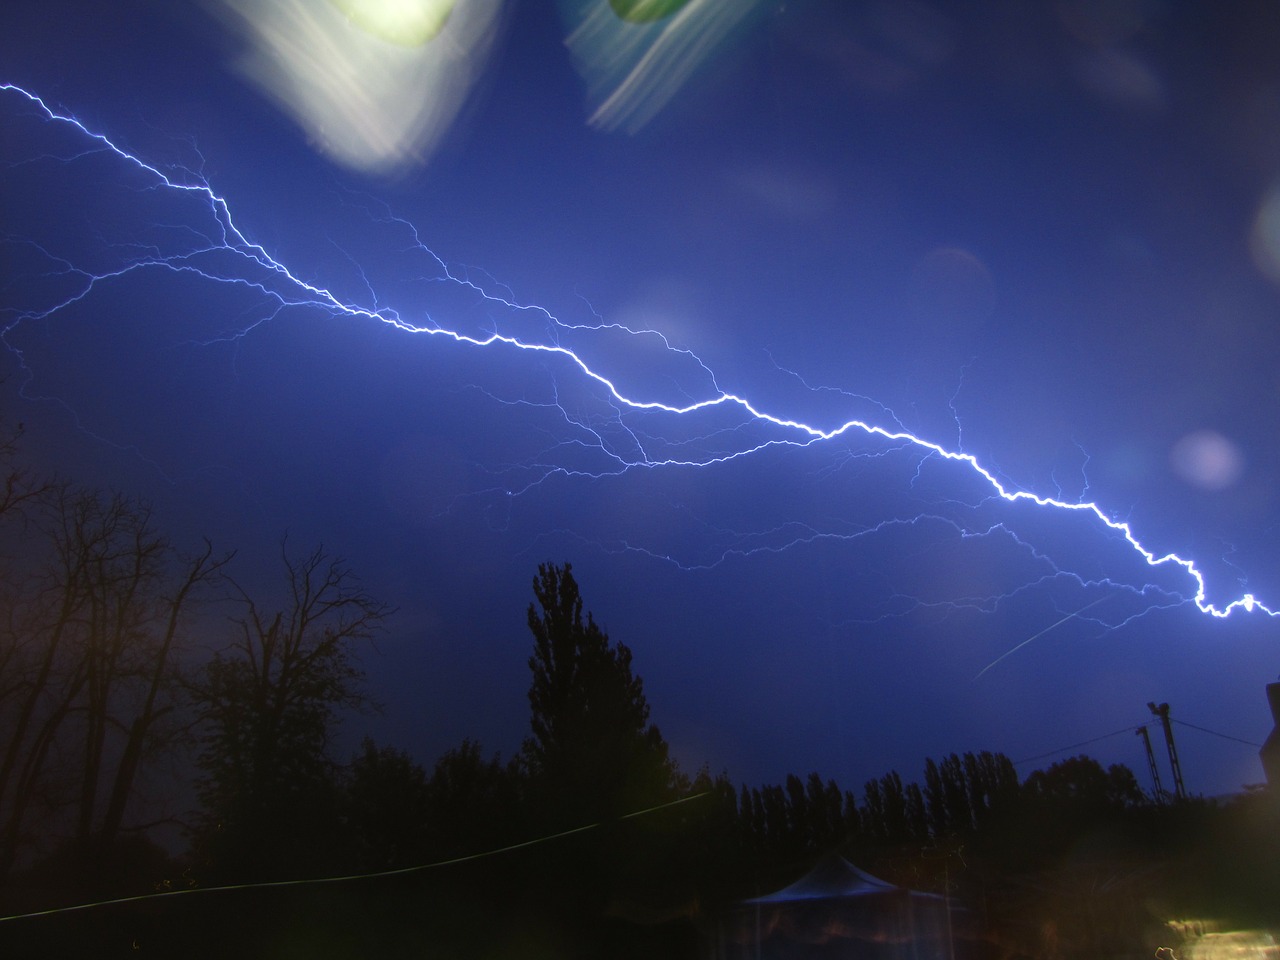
[
  {"left": 211, "top": 0, "right": 499, "bottom": 173},
  {"left": 1170, "top": 430, "right": 1245, "bottom": 492},
  {"left": 328, "top": 0, "right": 456, "bottom": 46}
]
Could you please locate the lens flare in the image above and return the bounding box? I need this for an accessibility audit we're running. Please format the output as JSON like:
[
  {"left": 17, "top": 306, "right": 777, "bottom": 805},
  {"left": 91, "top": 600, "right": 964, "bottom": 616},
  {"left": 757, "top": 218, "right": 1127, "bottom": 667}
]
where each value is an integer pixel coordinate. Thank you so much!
[
  {"left": 1251, "top": 183, "right": 1280, "bottom": 284},
  {"left": 327, "top": 0, "right": 456, "bottom": 46},
  {"left": 210, "top": 0, "right": 500, "bottom": 173},
  {"left": 609, "top": 0, "right": 689, "bottom": 24},
  {"left": 1170, "top": 430, "right": 1245, "bottom": 493},
  {"left": 562, "top": 0, "right": 768, "bottom": 132}
]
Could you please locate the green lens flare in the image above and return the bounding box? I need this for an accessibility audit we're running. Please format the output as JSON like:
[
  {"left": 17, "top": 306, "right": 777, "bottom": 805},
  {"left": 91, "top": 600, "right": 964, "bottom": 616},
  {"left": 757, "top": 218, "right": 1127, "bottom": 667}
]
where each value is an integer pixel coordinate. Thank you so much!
[{"left": 609, "top": 0, "right": 691, "bottom": 24}]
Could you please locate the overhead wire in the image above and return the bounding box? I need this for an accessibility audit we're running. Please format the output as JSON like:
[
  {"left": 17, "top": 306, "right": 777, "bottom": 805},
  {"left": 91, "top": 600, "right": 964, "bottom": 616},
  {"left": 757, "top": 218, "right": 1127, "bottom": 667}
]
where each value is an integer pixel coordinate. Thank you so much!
[
  {"left": 1012, "top": 724, "right": 1139, "bottom": 766},
  {"left": 1014, "top": 712, "right": 1264, "bottom": 770},
  {"left": 0, "top": 791, "right": 707, "bottom": 925},
  {"left": 1171, "top": 718, "right": 1261, "bottom": 748}
]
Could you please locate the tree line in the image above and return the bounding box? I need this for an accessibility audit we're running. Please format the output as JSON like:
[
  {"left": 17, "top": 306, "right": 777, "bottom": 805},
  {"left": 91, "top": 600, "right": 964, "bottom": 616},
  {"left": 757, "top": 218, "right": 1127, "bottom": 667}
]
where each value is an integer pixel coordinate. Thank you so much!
[{"left": 2, "top": 423, "right": 1276, "bottom": 957}]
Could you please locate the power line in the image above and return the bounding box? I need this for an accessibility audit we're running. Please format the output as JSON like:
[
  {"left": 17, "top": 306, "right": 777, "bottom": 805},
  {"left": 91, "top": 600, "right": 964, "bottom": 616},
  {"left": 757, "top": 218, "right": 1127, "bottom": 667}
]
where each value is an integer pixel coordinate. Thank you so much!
[
  {"left": 0, "top": 791, "right": 708, "bottom": 926},
  {"left": 1172, "top": 718, "right": 1261, "bottom": 748},
  {"left": 1015, "top": 713, "right": 1264, "bottom": 772},
  {"left": 1013, "top": 724, "right": 1139, "bottom": 766}
]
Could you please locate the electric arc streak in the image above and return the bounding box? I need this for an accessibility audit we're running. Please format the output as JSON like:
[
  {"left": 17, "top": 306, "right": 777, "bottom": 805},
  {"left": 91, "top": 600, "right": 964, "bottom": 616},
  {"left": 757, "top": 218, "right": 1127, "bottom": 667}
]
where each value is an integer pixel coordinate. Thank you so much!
[
  {"left": 974, "top": 594, "right": 1111, "bottom": 680},
  {"left": 1, "top": 81, "right": 1275, "bottom": 626}
]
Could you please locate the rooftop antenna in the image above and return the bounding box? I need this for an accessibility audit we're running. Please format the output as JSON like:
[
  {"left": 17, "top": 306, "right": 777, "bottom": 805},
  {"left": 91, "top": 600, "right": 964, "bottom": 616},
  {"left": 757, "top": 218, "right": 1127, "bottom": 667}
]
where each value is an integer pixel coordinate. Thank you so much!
[
  {"left": 1148, "top": 702, "right": 1187, "bottom": 801},
  {"left": 1136, "top": 725, "right": 1166, "bottom": 804}
]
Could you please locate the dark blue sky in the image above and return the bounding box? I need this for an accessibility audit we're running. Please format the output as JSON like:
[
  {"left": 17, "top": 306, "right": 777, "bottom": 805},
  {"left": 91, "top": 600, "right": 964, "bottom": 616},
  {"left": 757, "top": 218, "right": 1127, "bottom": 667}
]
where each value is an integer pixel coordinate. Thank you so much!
[{"left": 3, "top": 0, "right": 1279, "bottom": 798}]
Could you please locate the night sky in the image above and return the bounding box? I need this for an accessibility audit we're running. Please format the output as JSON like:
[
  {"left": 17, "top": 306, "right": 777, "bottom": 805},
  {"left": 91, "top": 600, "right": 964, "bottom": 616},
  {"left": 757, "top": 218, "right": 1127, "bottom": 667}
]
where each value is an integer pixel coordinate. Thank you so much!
[{"left": 3, "top": 0, "right": 1279, "bottom": 801}]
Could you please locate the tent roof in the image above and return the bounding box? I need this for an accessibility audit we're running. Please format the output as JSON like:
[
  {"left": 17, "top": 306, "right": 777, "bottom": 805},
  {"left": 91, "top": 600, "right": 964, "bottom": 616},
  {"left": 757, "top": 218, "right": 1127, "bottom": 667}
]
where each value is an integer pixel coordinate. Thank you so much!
[{"left": 745, "top": 855, "right": 932, "bottom": 904}]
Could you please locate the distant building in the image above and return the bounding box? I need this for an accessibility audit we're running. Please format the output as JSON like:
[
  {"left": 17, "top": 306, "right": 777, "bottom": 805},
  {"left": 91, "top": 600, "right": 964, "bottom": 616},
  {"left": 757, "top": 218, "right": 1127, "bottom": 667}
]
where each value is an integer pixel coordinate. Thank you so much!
[{"left": 1261, "top": 681, "right": 1280, "bottom": 789}]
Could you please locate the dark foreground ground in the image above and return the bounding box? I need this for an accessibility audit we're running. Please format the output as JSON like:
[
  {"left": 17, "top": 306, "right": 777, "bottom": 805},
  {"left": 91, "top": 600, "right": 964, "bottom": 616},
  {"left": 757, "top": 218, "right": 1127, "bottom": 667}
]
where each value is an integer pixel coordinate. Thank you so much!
[{"left": 3, "top": 796, "right": 1278, "bottom": 959}]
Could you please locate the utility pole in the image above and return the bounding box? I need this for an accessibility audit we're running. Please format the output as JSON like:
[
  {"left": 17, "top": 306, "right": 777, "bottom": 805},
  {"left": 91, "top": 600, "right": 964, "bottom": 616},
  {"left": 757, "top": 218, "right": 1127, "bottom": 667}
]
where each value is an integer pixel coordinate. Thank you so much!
[
  {"left": 1136, "top": 725, "right": 1165, "bottom": 804},
  {"left": 1261, "top": 680, "right": 1280, "bottom": 790},
  {"left": 1148, "top": 702, "right": 1187, "bottom": 801}
]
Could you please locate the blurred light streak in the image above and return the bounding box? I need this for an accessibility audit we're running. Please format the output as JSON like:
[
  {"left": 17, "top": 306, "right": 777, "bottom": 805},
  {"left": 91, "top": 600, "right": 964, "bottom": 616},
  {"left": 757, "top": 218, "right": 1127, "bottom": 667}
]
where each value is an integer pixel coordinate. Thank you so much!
[
  {"left": 1252, "top": 182, "right": 1280, "bottom": 284},
  {"left": 208, "top": 0, "right": 502, "bottom": 173},
  {"left": 561, "top": 0, "right": 767, "bottom": 132},
  {"left": 1166, "top": 919, "right": 1280, "bottom": 960}
]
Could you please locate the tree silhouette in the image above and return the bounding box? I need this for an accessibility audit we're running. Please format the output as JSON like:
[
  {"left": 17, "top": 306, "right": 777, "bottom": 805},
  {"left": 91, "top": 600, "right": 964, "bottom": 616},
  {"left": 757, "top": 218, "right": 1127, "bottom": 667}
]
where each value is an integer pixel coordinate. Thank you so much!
[
  {"left": 521, "top": 562, "right": 680, "bottom": 830},
  {"left": 191, "top": 543, "right": 391, "bottom": 880},
  {"left": 343, "top": 738, "right": 431, "bottom": 871},
  {"left": 515, "top": 563, "right": 691, "bottom": 954},
  {"left": 924, "top": 754, "right": 971, "bottom": 836},
  {"left": 0, "top": 486, "right": 226, "bottom": 881},
  {"left": 423, "top": 739, "right": 519, "bottom": 860}
]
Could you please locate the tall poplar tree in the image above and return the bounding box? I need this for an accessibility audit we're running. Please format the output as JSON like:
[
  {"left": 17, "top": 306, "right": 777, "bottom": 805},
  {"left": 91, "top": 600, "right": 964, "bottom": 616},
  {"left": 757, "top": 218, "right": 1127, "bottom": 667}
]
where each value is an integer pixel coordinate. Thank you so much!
[{"left": 521, "top": 562, "right": 680, "bottom": 830}]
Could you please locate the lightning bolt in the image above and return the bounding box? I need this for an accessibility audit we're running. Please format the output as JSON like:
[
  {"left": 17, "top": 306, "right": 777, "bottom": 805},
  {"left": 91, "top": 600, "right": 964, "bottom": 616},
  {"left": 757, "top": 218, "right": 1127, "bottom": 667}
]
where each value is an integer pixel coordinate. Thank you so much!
[{"left": 2, "top": 81, "right": 1275, "bottom": 638}]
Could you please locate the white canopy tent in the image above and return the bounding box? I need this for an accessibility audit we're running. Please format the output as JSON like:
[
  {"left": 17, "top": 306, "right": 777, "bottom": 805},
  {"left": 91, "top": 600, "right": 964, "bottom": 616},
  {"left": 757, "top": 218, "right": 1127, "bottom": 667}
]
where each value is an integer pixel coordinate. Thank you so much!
[{"left": 713, "top": 854, "right": 954, "bottom": 960}]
